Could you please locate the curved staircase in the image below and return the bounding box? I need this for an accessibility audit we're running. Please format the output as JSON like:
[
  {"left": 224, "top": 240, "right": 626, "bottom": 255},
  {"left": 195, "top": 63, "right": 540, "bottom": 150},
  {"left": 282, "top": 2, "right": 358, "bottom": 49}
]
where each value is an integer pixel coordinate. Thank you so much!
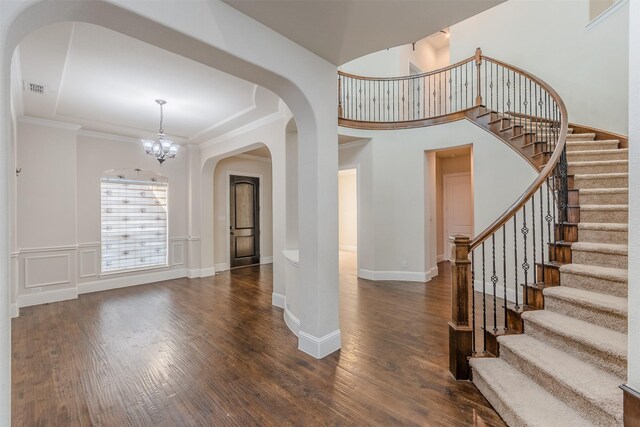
[{"left": 470, "top": 129, "right": 627, "bottom": 426}]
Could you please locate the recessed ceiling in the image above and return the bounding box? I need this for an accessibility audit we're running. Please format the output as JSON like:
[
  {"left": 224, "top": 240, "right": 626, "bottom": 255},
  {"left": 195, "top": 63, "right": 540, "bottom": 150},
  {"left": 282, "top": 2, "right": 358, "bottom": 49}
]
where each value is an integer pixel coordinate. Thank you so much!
[
  {"left": 222, "top": 0, "right": 504, "bottom": 65},
  {"left": 17, "top": 22, "right": 280, "bottom": 144}
]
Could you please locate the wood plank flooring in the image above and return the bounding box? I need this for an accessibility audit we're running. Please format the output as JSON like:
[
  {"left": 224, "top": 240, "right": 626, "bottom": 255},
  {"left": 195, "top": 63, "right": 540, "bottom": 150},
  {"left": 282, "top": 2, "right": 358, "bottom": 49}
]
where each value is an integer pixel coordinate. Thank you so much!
[{"left": 12, "top": 253, "right": 504, "bottom": 426}]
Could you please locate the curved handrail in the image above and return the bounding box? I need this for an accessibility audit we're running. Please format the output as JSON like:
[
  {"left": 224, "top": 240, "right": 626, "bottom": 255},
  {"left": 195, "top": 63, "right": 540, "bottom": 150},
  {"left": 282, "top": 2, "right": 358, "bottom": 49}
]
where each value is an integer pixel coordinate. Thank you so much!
[
  {"left": 338, "top": 54, "right": 476, "bottom": 81},
  {"left": 468, "top": 56, "right": 568, "bottom": 250}
]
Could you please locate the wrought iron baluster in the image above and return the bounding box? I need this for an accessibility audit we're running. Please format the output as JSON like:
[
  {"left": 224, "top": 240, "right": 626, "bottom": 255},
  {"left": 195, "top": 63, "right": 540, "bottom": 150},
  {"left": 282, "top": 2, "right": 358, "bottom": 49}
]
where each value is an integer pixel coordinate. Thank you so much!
[
  {"left": 503, "top": 224, "right": 507, "bottom": 330},
  {"left": 532, "top": 196, "right": 537, "bottom": 284},
  {"left": 522, "top": 206, "right": 530, "bottom": 306},
  {"left": 540, "top": 187, "right": 545, "bottom": 272},
  {"left": 471, "top": 250, "right": 476, "bottom": 354},
  {"left": 491, "top": 234, "right": 498, "bottom": 333},
  {"left": 482, "top": 242, "right": 487, "bottom": 352},
  {"left": 513, "top": 213, "right": 519, "bottom": 310}
]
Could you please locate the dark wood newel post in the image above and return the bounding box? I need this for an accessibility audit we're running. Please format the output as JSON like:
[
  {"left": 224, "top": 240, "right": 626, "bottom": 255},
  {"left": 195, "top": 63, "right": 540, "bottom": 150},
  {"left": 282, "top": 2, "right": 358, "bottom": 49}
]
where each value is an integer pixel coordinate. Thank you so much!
[
  {"left": 475, "top": 47, "right": 483, "bottom": 106},
  {"left": 448, "top": 235, "right": 473, "bottom": 380}
]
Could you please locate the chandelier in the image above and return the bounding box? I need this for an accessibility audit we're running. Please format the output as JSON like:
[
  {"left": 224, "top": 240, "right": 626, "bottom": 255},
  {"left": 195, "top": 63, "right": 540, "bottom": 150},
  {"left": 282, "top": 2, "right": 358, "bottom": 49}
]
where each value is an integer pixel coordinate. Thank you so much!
[{"left": 141, "top": 99, "right": 180, "bottom": 164}]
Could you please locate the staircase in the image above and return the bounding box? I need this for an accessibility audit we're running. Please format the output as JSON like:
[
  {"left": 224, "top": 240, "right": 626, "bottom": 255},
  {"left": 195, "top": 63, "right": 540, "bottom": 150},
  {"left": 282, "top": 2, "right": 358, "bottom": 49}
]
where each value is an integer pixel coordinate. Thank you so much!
[{"left": 470, "top": 129, "right": 628, "bottom": 426}]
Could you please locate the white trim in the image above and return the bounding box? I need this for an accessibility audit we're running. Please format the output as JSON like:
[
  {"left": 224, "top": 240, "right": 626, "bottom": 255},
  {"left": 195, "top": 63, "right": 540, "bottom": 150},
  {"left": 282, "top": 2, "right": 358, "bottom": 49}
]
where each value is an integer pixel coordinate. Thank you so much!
[
  {"left": 260, "top": 256, "right": 273, "bottom": 264},
  {"left": 437, "top": 254, "right": 445, "bottom": 263},
  {"left": 236, "top": 153, "right": 272, "bottom": 163},
  {"left": 54, "top": 22, "right": 75, "bottom": 115},
  {"left": 200, "top": 111, "right": 284, "bottom": 149},
  {"left": 17, "top": 287, "right": 78, "bottom": 308},
  {"left": 188, "top": 104, "right": 256, "bottom": 143},
  {"left": 271, "top": 292, "right": 285, "bottom": 308},
  {"left": 78, "top": 268, "right": 187, "bottom": 295},
  {"left": 187, "top": 269, "right": 201, "bottom": 279},
  {"left": 10, "top": 47, "right": 24, "bottom": 117},
  {"left": 187, "top": 236, "right": 201, "bottom": 241},
  {"left": 77, "top": 242, "right": 100, "bottom": 248},
  {"left": 586, "top": 0, "right": 628, "bottom": 29},
  {"left": 24, "top": 254, "right": 71, "bottom": 288},
  {"left": 358, "top": 268, "right": 436, "bottom": 282},
  {"left": 339, "top": 245, "right": 357, "bottom": 252},
  {"left": 9, "top": 304, "right": 19, "bottom": 319},
  {"left": 298, "top": 329, "right": 341, "bottom": 359},
  {"left": 338, "top": 138, "right": 369, "bottom": 151},
  {"left": 79, "top": 248, "right": 98, "bottom": 278},
  {"left": 18, "top": 116, "right": 81, "bottom": 131},
  {"left": 200, "top": 267, "right": 216, "bottom": 277},
  {"left": 226, "top": 171, "right": 264, "bottom": 269},
  {"left": 473, "top": 280, "right": 519, "bottom": 304},
  {"left": 214, "top": 263, "right": 229, "bottom": 272},
  {"left": 19, "top": 244, "right": 76, "bottom": 253},
  {"left": 284, "top": 307, "right": 300, "bottom": 336}
]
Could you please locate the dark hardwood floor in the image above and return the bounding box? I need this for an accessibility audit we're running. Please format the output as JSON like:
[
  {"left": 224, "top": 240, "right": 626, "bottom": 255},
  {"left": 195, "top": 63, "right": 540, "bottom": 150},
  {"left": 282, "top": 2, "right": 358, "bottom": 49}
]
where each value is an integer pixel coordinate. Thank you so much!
[{"left": 12, "top": 253, "right": 504, "bottom": 426}]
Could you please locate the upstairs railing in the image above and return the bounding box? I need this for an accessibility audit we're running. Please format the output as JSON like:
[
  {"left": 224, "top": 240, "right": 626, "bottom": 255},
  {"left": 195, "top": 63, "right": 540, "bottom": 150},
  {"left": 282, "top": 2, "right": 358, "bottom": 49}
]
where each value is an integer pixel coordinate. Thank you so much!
[{"left": 338, "top": 48, "right": 569, "bottom": 380}]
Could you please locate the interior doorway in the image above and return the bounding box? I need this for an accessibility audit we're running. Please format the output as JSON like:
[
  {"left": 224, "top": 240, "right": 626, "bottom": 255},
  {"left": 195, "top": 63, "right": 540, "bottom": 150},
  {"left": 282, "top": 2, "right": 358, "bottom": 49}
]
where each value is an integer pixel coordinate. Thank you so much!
[
  {"left": 229, "top": 174, "right": 261, "bottom": 268},
  {"left": 339, "top": 169, "right": 358, "bottom": 273},
  {"left": 435, "top": 147, "right": 473, "bottom": 262}
]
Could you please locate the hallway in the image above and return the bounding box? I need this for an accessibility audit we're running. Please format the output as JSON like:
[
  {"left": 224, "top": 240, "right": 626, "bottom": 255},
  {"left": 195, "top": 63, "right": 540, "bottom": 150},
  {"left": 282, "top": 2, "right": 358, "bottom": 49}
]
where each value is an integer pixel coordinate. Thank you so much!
[{"left": 12, "top": 255, "right": 504, "bottom": 426}]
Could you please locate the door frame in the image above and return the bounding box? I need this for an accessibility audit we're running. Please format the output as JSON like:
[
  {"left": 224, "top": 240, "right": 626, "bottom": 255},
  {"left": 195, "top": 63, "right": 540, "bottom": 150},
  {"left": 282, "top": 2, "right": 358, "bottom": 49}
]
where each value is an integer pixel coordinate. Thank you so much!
[
  {"left": 442, "top": 171, "right": 473, "bottom": 261},
  {"left": 225, "top": 171, "right": 264, "bottom": 270}
]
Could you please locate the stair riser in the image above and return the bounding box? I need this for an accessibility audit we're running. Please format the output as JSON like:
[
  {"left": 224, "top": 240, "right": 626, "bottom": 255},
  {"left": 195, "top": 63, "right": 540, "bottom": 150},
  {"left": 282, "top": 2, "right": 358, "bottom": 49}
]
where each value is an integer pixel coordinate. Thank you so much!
[
  {"left": 572, "top": 176, "right": 628, "bottom": 190},
  {"left": 556, "top": 224, "right": 578, "bottom": 242},
  {"left": 499, "top": 345, "right": 620, "bottom": 426},
  {"left": 524, "top": 320, "right": 626, "bottom": 379},
  {"left": 579, "top": 229, "right": 628, "bottom": 245},
  {"left": 569, "top": 163, "right": 628, "bottom": 174},
  {"left": 572, "top": 249, "right": 627, "bottom": 269},
  {"left": 567, "top": 142, "right": 619, "bottom": 151},
  {"left": 567, "top": 152, "right": 628, "bottom": 162},
  {"left": 566, "top": 133, "right": 595, "bottom": 140},
  {"left": 580, "top": 209, "right": 628, "bottom": 224},
  {"left": 560, "top": 271, "right": 627, "bottom": 298},
  {"left": 579, "top": 192, "right": 628, "bottom": 205},
  {"left": 544, "top": 296, "right": 627, "bottom": 333},
  {"left": 537, "top": 264, "right": 560, "bottom": 286}
]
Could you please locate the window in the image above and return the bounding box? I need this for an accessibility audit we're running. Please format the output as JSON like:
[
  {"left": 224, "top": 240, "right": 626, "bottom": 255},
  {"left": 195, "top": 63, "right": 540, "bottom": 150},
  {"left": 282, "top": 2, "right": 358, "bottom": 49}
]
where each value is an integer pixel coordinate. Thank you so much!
[{"left": 101, "top": 170, "right": 168, "bottom": 274}]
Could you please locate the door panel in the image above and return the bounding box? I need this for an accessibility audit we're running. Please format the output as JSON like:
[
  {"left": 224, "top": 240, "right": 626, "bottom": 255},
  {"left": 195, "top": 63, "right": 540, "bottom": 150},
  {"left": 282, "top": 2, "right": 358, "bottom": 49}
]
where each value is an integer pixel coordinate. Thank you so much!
[
  {"left": 230, "top": 175, "right": 260, "bottom": 268},
  {"left": 443, "top": 173, "right": 473, "bottom": 261}
]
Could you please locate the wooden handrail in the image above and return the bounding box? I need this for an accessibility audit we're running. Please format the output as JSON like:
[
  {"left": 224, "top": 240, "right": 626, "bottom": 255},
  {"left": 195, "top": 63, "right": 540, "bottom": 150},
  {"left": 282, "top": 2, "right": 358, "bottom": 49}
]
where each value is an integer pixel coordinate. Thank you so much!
[
  {"left": 338, "top": 55, "right": 476, "bottom": 82},
  {"left": 468, "top": 57, "right": 568, "bottom": 251}
]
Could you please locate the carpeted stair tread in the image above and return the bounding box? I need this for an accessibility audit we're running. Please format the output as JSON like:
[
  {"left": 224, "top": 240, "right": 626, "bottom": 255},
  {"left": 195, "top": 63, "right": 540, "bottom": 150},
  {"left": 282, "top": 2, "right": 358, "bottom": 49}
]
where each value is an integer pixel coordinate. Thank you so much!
[
  {"left": 567, "top": 140, "right": 619, "bottom": 151},
  {"left": 566, "top": 133, "right": 596, "bottom": 140},
  {"left": 578, "top": 222, "right": 628, "bottom": 232},
  {"left": 498, "top": 334, "right": 623, "bottom": 425},
  {"left": 567, "top": 148, "right": 627, "bottom": 158},
  {"left": 573, "top": 172, "right": 628, "bottom": 180},
  {"left": 559, "top": 263, "right": 627, "bottom": 297},
  {"left": 579, "top": 188, "right": 628, "bottom": 195},
  {"left": 571, "top": 241, "right": 627, "bottom": 255},
  {"left": 521, "top": 310, "right": 627, "bottom": 377},
  {"left": 543, "top": 286, "right": 627, "bottom": 332},
  {"left": 470, "top": 357, "right": 594, "bottom": 427},
  {"left": 568, "top": 160, "right": 627, "bottom": 167},
  {"left": 579, "top": 205, "right": 628, "bottom": 223}
]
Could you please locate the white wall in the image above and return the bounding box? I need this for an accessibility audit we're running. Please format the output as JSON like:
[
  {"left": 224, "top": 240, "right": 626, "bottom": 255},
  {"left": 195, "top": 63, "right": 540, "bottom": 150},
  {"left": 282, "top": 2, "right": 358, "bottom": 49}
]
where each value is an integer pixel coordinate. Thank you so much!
[
  {"left": 450, "top": 0, "right": 629, "bottom": 134},
  {"left": 339, "top": 119, "right": 537, "bottom": 282},
  {"left": 338, "top": 170, "right": 357, "bottom": 251},
  {"left": 13, "top": 120, "right": 190, "bottom": 308},
  {"left": 213, "top": 155, "right": 273, "bottom": 270},
  {"left": 627, "top": 0, "right": 639, "bottom": 392},
  {"left": 340, "top": 38, "right": 449, "bottom": 77}
]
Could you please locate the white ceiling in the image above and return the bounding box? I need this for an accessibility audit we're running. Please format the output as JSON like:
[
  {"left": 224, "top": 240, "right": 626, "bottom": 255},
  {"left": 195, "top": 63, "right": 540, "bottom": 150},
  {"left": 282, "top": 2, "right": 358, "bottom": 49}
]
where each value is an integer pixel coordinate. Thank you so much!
[
  {"left": 222, "top": 0, "right": 504, "bottom": 65},
  {"left": 18, "top": 22, "right": 280, "bottom": 144}
]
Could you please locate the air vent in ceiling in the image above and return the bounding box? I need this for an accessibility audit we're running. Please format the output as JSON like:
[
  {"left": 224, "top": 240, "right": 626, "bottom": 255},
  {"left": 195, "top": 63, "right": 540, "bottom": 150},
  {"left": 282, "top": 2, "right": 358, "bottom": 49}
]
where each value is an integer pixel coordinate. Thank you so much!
[{"left": 24, "top": 82, "right": 45, "bottom": 94}]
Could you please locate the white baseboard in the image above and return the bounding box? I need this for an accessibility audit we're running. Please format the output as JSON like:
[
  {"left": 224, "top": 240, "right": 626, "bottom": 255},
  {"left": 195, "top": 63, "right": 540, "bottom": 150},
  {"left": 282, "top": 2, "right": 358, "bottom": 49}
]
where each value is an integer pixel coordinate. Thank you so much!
[
  {"left": 437, "top": 254, "right": 445, "bottom": 262},
  {"left": 214, "top": 263, "right": 229, "bottom": 273},
  {"left": 427, "top": 266, "right": 439, "bottom": 279},
  {"left": 260, "top": 256, "right": 273, "bottom": 264},
  {"left": 473, "top": 279, "right": 519, "bottom": 304},
  {"left": 272, "top": 292, "right": 285, "bottom": 308},
  {"left": 9, "top": 304, "right": 19, "bottom": 318},
  {"left": 17, "top": 287, "right": 78, "bottom": 308},
  {"left": 78, "top": 268, "right": 187, "bottom": 295},
  {"left": 284, "top": 307, "right": 300, "bottom": 337},
  {"left": 298, "top": 329, "right": 341, "bottom": 359},
  {"left": 358, "top": 268, "right": 435, "bottom": 282},
  {"left": 339, "top": 245, "right": 357, "bottom": 252},
  {"left": 187, "top": 269, "right": 201, "bottom": 279},
  {"left": 200, "top": 267, "right": 216, "bottom": 277}
]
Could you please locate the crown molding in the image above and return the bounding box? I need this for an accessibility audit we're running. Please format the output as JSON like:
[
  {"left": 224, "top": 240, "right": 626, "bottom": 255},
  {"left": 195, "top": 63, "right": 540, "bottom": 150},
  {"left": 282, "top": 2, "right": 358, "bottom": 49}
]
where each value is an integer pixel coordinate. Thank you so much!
[
  {"left": 235, "top": 153, "right": 272, "bottom": 163},
  {"left": 18, "top": 116, "right": 81, "bottom": 131},
  {"left": 586, "top": 0, "right": 628, "bottom": 30},
  {"left": 200, "top": 110, "right": 284, "bottom": 150},
  {"left": 76, "top": 129, "right": 140, "bottom": 144},
  {"left": 338, "top": 138, "right": 369, "bottom": 151}
]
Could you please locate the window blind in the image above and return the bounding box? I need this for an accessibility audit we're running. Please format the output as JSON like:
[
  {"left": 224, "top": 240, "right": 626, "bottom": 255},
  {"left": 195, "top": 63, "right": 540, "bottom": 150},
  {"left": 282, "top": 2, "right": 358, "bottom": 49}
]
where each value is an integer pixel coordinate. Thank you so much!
[{"left": 101, "top": 178, "right": 168, "bottom": 273}]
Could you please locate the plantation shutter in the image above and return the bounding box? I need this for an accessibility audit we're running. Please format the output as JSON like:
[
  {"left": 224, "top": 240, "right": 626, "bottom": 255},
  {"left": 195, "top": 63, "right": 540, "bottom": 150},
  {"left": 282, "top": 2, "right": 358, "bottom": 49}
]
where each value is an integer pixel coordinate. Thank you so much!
[{"left": 101, "top": 178, "right": 168, "bottom": 273}]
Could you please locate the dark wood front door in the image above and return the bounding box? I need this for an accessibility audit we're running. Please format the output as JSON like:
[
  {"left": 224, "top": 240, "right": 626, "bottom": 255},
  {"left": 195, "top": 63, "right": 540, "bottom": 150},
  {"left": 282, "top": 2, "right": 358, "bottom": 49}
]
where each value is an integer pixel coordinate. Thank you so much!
[{"left": 230, "top": 175, "right": 260, "bottom": 268}]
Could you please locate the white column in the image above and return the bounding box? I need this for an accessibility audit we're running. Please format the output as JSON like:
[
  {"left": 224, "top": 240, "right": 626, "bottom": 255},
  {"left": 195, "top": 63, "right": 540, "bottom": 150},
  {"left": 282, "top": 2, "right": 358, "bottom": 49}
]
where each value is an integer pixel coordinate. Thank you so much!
[
  {"left": 627, "top": 0, "right": 640, "bottom": 392},
  {"left": 296, "top": 100, "right": 340, "bottom": 359}
]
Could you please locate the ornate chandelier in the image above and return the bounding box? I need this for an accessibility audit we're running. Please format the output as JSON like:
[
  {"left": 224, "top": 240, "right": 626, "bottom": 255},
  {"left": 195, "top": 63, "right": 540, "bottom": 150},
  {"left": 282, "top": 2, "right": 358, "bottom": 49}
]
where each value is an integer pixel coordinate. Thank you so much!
[{"left": 141, "top": 99, "right": 180, "bottom": 164}]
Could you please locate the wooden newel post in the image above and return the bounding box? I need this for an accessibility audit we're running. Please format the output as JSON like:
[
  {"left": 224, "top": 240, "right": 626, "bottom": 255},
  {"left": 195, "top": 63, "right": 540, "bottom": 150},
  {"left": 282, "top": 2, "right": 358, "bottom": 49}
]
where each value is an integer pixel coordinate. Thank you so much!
[
  {"left": 475, "top": 47, "right": 483, "bottom": 107},
  {"left": 448, "top": 235, "right": 473, "bottom": 380}
]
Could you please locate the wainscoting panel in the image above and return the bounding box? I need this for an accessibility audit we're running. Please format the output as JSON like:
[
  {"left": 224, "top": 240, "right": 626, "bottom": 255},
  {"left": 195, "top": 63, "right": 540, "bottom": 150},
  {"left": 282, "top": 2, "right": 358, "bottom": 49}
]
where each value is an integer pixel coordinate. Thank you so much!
[
  {"left": 171, "top": 241, "right": 185, "bottom": 266},
  {"left": 24, "top": 253, "right": 71, "bottom": 288},
  {"left": 79, "top": 248, "right": 98, "bottom": 278}
]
